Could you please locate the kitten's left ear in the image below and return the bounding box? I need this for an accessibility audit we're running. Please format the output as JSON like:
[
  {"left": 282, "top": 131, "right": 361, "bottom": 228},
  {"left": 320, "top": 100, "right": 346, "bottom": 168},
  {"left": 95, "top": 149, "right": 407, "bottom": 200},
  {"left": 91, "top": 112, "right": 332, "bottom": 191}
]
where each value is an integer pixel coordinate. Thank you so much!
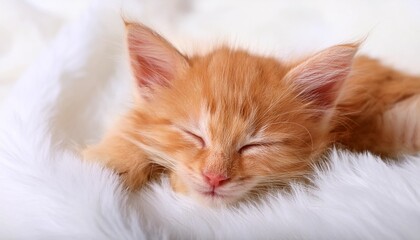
[
  {"left": 284, "top": 44, "right": 358, "bottom": 108},
  {"left": 126, "top": 22, "right": 189, "bottom": 97}
]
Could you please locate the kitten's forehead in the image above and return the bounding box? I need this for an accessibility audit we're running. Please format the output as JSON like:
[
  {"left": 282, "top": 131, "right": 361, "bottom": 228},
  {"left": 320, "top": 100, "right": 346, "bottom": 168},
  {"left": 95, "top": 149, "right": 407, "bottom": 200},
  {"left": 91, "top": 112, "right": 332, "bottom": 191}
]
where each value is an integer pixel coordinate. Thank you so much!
[
  {"left": 177, "top": 48, "right": 292, "bottom": 143},
  {"left": 165, "top": 48, "right": 300, "bottom": 146},
  {"left": 206, "top": 48, "right": 265, "bottom": 80},
  {"left": 198, "top": 48, "right": 289, "bottom": 99},
  {"left": 197, "top": 103, "right": 257, "bottom": 149}
]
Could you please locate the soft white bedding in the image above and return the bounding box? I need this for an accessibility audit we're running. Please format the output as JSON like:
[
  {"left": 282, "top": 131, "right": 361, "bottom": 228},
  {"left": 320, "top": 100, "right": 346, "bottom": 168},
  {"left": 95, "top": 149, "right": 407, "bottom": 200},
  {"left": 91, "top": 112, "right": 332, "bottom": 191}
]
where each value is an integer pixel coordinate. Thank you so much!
[{"left": 0, "top": 0, "right": 420, "bottom": 239}]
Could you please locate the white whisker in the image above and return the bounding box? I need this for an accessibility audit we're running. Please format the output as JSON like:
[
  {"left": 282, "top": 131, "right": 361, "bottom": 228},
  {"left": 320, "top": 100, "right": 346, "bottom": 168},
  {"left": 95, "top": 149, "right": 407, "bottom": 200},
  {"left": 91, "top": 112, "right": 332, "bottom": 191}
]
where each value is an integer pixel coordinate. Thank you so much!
[{"left": 118, "top": 133, "right": 178, "bottom": 171}]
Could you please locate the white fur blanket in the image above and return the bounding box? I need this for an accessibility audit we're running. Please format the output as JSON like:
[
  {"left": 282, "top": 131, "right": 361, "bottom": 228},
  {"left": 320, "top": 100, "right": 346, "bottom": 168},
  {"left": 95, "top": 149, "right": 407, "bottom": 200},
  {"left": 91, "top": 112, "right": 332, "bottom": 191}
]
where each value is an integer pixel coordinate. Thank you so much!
[{"left": 1, "top": 0, "right": 420, "bottom": 239}]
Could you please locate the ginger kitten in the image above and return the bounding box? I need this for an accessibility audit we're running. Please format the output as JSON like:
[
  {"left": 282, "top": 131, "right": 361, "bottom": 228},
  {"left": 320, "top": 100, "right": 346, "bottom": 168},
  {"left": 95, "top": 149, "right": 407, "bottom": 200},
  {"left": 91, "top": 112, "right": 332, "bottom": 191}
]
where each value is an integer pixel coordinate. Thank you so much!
[{"left": 84, "top": 23, "right": 420, "bottom": 206}]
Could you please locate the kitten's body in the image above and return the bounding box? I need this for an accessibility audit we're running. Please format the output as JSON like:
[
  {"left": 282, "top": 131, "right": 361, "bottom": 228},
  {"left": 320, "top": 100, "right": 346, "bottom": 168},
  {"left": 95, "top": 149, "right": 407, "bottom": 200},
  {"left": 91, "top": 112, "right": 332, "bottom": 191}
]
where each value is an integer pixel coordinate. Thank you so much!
[
  {"left": 84, "top": 23, "right": 420, "bottom": 206},
  {"left": 336, "top": 57, "right": 420, "bottom": 156}
]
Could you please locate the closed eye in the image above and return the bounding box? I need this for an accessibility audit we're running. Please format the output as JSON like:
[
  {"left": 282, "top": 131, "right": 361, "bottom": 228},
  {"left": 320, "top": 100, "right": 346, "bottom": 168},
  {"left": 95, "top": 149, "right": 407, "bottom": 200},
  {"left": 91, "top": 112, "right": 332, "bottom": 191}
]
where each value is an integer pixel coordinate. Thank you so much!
[
  {"left": 180, "top": 128, "right": 206, "bottom": 148},
  {"left": 238, "top": 142, "right": 280, "bottom": 154}
]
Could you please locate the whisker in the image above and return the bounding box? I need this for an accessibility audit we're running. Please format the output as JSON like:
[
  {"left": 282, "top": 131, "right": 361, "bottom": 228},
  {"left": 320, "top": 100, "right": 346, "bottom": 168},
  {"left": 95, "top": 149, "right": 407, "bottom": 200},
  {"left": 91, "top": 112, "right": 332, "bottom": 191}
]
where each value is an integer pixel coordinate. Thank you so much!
[
  {"left": 118, "top": 133, "right": 178, "bottom": 172},
  {"left": 262, "top": 121, "right": 314, "bottom": 150}
]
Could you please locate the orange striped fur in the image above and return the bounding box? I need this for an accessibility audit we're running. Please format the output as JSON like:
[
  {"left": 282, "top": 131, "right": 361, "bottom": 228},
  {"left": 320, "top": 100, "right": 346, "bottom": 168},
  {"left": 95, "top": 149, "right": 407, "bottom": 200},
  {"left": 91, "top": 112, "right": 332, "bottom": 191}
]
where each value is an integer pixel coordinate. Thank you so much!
[{"left": 84, "top": 23, "right": 420, "bottom": 206}]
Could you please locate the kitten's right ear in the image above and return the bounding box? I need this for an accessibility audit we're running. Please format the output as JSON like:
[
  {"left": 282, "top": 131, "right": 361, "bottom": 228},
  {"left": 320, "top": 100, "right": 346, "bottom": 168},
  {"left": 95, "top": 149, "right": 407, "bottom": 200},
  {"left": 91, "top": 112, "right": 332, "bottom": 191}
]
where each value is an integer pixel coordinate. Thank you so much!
[{"left": 126, "top": 22, "right": 189, "bottom": 97}]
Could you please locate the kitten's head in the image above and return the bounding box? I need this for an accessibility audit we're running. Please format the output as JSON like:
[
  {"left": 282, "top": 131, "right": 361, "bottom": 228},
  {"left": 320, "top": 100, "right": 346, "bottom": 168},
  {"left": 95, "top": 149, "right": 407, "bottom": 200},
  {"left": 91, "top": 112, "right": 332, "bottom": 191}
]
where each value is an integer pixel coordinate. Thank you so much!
[{"left": 123, "top": 23, "right": 357, "bottom": 206}]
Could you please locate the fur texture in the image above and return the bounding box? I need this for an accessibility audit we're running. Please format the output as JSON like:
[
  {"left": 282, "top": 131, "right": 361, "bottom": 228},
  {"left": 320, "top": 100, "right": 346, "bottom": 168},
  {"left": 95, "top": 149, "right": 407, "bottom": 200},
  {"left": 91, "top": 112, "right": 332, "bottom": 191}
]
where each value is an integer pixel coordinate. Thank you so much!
[
  {"left": 85, "top": 24, "right": 420, "bottom": 206},
  {"left": 1, "top": 0, "right": 420, "bottom": 238}
]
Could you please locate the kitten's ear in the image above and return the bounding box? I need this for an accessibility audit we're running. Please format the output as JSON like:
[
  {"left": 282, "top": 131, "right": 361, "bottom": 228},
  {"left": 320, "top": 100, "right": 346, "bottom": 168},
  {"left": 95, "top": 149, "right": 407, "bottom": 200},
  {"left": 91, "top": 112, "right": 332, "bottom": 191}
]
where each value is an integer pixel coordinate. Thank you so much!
[
  {"left": 285, "top": 44, "right": 358, "bottom": 108},
  {"left": 126, "top": 22, "right": 189, "bottom": 97}
]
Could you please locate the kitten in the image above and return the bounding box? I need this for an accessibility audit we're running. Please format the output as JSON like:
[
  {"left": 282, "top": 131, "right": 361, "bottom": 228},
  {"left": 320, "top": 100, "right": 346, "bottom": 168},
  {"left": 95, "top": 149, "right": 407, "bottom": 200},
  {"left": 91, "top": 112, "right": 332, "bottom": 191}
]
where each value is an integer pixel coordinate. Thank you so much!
[{"left": 84, "top": 23, "right": 420, "bottom": 206}]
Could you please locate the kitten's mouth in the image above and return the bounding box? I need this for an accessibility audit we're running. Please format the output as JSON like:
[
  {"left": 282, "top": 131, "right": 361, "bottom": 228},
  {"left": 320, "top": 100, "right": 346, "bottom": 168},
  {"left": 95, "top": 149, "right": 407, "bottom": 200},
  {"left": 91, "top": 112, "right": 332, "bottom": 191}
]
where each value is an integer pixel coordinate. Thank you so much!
[
  {"left": 200, "top": 190, "right": 226, "bottom": 198},
  {"left": 195, "top": 188, "right": 243, "bottom": 206}
]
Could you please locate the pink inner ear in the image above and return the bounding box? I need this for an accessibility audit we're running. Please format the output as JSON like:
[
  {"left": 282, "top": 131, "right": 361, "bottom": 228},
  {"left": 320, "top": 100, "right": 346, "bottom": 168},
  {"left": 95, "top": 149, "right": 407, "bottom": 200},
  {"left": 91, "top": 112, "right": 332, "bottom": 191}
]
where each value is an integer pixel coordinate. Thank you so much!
[
  {"left": 286, "top": 44, "right": 358, "bottom": 108},
  {"left": 306, "top": 80, "right": 341, "bottom": 108},
  {"left": 126, "top": 23, "right": 188, "bottom": 93},
  {"left": 132, "top": 54, "right": 174, "bottom": 88},
  {"left": 302, "top": 61, "right": 350, "bottom": 107},
  {"left": 128, "top": 34, "right": 175, "bottom": 90}
]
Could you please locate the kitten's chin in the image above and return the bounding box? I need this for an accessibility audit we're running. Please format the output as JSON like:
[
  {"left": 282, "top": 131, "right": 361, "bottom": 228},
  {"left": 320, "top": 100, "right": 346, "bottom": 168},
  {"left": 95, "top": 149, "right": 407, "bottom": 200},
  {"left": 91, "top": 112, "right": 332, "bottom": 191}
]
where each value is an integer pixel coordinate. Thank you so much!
[{"left": 192, "top": 191, "right": 242, "bottom": 207}]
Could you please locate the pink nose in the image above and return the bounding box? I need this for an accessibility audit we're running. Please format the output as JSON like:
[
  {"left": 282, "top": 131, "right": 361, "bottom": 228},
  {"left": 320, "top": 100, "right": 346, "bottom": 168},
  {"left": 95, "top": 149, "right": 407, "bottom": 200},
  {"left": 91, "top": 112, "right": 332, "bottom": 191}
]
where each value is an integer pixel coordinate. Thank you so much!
[{"left": 203, "top": 172, "right": 230, "bottom": 187}]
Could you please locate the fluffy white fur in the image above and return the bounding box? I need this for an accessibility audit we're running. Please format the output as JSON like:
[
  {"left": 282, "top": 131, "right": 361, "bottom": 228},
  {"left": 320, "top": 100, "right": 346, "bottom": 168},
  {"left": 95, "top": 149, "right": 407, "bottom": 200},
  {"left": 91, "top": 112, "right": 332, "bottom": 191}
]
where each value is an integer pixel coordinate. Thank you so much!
[{"left": 1, "top": 0, "right": 420, "bottom": 239}]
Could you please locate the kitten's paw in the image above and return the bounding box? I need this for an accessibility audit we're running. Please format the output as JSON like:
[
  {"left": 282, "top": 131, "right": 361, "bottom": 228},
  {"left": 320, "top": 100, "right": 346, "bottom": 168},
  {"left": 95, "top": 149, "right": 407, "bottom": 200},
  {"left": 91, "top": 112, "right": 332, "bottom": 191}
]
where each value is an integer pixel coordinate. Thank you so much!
[
  {"left": 82, "top": 143, "right": 154, "bottom": 190},
  {"left": 82, "top": 146, "right": 109, "bottom": 163},
  {"left": 82, "top": 146, "right": 135, "bottom": 189}
]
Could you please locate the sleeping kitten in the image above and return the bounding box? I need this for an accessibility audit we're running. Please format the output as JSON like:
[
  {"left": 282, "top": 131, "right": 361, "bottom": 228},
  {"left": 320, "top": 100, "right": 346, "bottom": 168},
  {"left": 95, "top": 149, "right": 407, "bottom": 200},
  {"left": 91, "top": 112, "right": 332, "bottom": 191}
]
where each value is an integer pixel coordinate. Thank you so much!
[{"left": 84, "top": 23, "right": 420, "bottom": 206}]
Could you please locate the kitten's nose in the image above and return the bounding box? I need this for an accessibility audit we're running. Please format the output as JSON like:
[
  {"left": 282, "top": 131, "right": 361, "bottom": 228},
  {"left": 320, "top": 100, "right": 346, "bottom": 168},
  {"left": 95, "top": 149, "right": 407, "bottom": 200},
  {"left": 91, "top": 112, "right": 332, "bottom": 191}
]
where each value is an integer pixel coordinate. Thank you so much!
[{"left": 203, "top": 172, "right": 230, "bottom": 188}]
